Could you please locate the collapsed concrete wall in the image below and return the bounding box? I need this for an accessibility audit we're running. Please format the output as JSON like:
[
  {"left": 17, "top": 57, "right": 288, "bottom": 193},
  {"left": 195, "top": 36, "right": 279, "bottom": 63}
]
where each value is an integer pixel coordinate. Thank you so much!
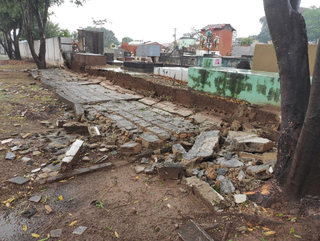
[{"left": 19, "top": 37, "right": 67, "bottom": 66}]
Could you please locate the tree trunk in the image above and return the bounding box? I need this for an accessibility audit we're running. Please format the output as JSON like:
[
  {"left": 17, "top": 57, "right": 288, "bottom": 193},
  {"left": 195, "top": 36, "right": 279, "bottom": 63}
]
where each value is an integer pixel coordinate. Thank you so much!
[
  {"left": 263, "top": 0, "right": 311, "bottom": 184},
  {"left": 4, "top": 32, "right": 14, "bottom": 59},
  {"left": 285, "top": 42, "right": 320, "bottom": 199},
  {"left": 13, "top": 27, "right": 21, "bottom": 60}
]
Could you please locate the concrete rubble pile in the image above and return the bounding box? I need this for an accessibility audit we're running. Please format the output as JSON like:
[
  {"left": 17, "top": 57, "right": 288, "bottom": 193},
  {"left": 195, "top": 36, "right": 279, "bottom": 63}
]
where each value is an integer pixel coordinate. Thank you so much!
[{"left": 1, "top": 69, "right": 279, "bottom": 212}]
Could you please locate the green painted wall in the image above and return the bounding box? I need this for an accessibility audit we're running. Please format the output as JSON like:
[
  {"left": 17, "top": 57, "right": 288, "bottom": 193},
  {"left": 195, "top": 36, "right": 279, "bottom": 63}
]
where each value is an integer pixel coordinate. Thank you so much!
[{"left": 188, "top": 67, "right": 281, "bottom": 106}]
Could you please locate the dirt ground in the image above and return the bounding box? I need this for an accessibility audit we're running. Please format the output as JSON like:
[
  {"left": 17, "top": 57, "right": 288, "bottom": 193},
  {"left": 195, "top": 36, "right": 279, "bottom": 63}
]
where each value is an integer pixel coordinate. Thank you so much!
[{"left": 0, "top": 60, "right": 319, "bottom": 241}]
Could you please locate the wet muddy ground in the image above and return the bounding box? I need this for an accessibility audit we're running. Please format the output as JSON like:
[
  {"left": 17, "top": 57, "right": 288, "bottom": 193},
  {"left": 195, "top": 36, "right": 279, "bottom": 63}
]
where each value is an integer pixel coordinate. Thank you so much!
[{"left": 0, "top": 60, "right": 319, "bottom": 241}]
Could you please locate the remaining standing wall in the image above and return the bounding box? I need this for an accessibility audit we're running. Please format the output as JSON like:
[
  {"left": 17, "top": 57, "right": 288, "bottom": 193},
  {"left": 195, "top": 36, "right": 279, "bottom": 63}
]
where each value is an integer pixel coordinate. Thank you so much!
[{"left": 19, "top": 37, "right": 66, "bottom": 66}]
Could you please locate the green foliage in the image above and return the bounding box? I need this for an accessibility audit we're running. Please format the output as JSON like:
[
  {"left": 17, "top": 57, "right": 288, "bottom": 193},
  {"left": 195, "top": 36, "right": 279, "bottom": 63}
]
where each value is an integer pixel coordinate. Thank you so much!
[
  {"left": 303, "top": 6, "right": 320, "bottom": 43},
  {"left": 122, "top": 37, "right": 133, "bottom": 43},
  {"left": 240, "top": 37, "right": 253, "bottom": 46},
  {"left": 257, "top": 16, "right": 271, "bottom": 43}
]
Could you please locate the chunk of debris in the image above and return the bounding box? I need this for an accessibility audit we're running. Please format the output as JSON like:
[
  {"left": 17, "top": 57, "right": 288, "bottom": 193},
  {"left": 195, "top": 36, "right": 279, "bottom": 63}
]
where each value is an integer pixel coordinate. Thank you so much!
[
  {"left": 246, "top": 164, "right": 269, "bottom": 175},
  {"left": 234, "top": 194, "right": 247, "bottom": 204},
  {"left": 88, "top": 126, "right": 101, "bottom": 142},
  {"left": 29, "top": 195, "right": 42, "bottom": 203},
  {"left": 1, "top": 138, "right": 13, "bottom": 144},
  {"left": 44, "top": 205, "right": 52, "bottom": 214},
  {"left": 60, "top": 139, "right": 84, "bottom": 173},
  {"left": 229, "top": 131, "right": 273, "bottom": 153},
  {"left": 180, "top": 131, "right": 220, "bottom": 169},
  {"left": 157, "top": 162, "right": 183, "bottom": 181},
  {"left": 5, "top": 152, "right": 16, "bottom": 160},
  {"left": 50, "top": 229, "right": 62, "bottom": 238},
  {"left": 186, "top": 176, "right": 224, "bottom": 209},
  {"left": 73, "top": 226, "right": 87, "bottom": 235},
  {"left": 95, "top": 155, "right": 108, "bottom": 163},
  {"left": 9, "top": 177, "right": 29, "bottom": 185},
  {"left": 63, "top": 122, "right": 89, "bottom": 134},
  {"left": 121, "top": 142, "right": 142, "bottom": 155},
  {"left": 178, "top": 219, "right": 214, "bottom": 241},
  {"left": 220, "top": 179, "right": 235, "bottom": 194},
  {"left": 56, "top": 119, "right": 67, "bottom": 127},
  {"left": 262, "top": 152, "right": 277, "bottom": 164},
  {"left": 139, "top": 132, "right": 163, "bottom": 149},
  {"left": 217, "top": 157, "right": 244, "bottom": 168},
  {"left": 21, "top": 207, "right": 38, "bottom": 218},
  {"left": 135, "top": 165, "right": 145, "bottom": 174}
]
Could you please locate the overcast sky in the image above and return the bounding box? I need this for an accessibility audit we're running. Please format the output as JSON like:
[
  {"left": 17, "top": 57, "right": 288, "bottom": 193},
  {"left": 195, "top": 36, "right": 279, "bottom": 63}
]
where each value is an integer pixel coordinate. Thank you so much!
[{"left": 51, "top": 0, "right": 320, "bottom": 44}]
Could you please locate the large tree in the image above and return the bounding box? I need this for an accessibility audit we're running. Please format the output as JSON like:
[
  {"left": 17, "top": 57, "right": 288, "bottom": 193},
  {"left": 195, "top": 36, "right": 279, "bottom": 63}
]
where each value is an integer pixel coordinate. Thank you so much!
[
  {"left": 264, "top": 0, "right": 320, "bottom": 200},
  {"left": 18, "top": 0, "right": 86, "bottom": 69},
  {"left": 0, "top": 0, "right": 22, "bottom": 60}
]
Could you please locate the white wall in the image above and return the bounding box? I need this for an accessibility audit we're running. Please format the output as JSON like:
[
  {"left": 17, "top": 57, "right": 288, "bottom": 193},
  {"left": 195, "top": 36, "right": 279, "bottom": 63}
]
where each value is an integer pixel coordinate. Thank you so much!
[
  {"left": 19, "top": 37, "right": 71, "bottom": 66},
  {"left": 154, "top": 67, "right": 189, "bottom": 82}
]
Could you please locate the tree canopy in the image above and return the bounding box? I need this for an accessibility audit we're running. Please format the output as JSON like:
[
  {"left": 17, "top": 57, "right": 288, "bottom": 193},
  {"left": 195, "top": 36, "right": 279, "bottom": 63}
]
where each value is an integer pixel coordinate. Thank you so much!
[{"left": 258, "top": 6, "right": 320, "bottom": 43}]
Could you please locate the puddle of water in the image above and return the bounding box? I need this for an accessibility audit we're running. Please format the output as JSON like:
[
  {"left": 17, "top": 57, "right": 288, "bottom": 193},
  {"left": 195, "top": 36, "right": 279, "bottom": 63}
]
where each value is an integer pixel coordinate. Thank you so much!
[{"left": 0, "top": 212, "right": 22, "bottom": 240}]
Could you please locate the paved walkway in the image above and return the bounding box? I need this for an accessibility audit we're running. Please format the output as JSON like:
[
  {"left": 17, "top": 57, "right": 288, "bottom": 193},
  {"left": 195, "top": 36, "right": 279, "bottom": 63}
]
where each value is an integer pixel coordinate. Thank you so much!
[{"left": 33, "top": 69, "right": 221, "bottom": 142}]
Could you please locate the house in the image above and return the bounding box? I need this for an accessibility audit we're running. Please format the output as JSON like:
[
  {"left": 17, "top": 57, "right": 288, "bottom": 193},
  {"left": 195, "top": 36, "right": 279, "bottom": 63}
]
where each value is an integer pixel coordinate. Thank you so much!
[{"left": 200, "top": 24, "right": 235, "bottom": 56}]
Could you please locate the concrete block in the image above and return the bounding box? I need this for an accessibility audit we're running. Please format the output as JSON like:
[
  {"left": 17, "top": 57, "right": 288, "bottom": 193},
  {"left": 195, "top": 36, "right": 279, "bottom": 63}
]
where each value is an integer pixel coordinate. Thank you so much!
[
  {"left": 229, "top": 131, "right": 273, "bottom": 153},
  {"left": 139, "top": 132, "right": 163, "bottom": 149},
  {"left": 121, "top": 142, "right": 142, "bottom": 155},
  {"left": 181, "top": 131, "right": 220, "bottom": 168},
  {"left": 186, "top": 176, "right": 224, "bottom": 209},
  {"left": 220, "top": 179, "right": 235, "bottom": 194},
  {"left": 60, "top": 139, "right": 84, "bottom": 173},
  {"left": 146, "top": 126, "right": 171, "bottom": 140},
  {"left": 157, "top": 162, "right": 183, "bottom": 180},
  {"left": 246, "top": 164, "right": 269, "bottom": 175}
]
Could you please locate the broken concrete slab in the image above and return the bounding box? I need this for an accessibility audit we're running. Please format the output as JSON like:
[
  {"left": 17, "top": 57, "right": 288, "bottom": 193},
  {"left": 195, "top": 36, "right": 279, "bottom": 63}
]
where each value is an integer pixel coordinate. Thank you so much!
[
  {"left": 181, "top": 131, "right": 220, "bottom": 169},
  {"left": 190, "top": 112, "right": 222, "bottom": 125},
  {"left": 239, "top": 152, "right": 262, "bottom": 161},
  {"left": 145, "top": 126, "right": 171, "bottom": 140},
  {"left": 186, "top": 176, "right": 224, "bottom": 209},
  {"left": 178, "top": 219, "right": 214, "bottom": 241},
  {"left": 229, "top": 131, "right": 273, "bottom": 153},
  {"left": 157, "top": 162, "right": 183, "bottom": 180},
  {"left": 37, "top": 162, "right": 112, "bottom": 184},
  {"left": 9, "top": 176, "right": 29, "bottom": 185},
  {"left": 60, "top": 139, "right": 84, "bottom": 173},
  {"left": 138, "top": 97, "right": 159, "bottom": 106},
  {"left": 246, "top": 164, "right": 269, "bottom": 175},
  {"left": 139, "top": 132, "right": 163, "bottom": 149},
  {"left": 217, "top": 157, "right": 244, "bottom": 168},
  {"left": 121, "top": 142, "right": 142, "bottom": 155}
]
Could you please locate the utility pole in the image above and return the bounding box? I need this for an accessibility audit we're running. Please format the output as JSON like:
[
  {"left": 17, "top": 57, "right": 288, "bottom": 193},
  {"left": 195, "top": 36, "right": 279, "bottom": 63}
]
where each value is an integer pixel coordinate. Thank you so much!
[{"left": 174, "top": 28, "right": 177, "bottom": 49}]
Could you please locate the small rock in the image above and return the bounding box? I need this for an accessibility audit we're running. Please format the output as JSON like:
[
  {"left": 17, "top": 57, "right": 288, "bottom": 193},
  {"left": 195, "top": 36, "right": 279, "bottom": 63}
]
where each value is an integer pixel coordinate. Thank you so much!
[
  {"left": 135, "top": 165, "right": 145, "bottom": 174},
  {"left": 31, "top": 168, "right": 41, "bottom": 173},
  {"left": 73, "top": 226, "right": 87, "bottom": 235},
  {"left": 246, "top": 165, "right": 269, "bottom": 174},
  {"left": 141, "top": 158, "right": 150, "bottom": 164},
  {"left": 179, "top": 188, "right": 187, "bottom": 193},
  {"left": 45, "top": 205, "right": 53, "bottom": 214},
  {"left": 220, "top": 179, "right": 235, "bottom": 194},
  {"left": 1, "top": 138, "right": 13, "bottom": 144},
  {"left": 89, "top": 143, "right": 99, "bottom": 149},
  {"left": 82, "top": 156, "right": 91, "bottom": 162},
  {"left": 29, "top": 195, "right": 42, "bottom": 203},
  {"left": 21, "top": 157, "right": 31, "bottom": 162},
  {"left": 99, "top": 148, "right": 109, "bottom": 152},
  {"left": 5, "top": 152, "right": 16, "bottom": 160},
  {"left": 9, "top": 176, "right": 29, "bottom": 185},
  {"left": 238, "top": 170, "right": 246, "bottom": 181},
  {"left": 234, "top": 194, "right": 247, "bottom": 204},
  {"left": 50, "top": 229, "right": 62, "bottom": 238},
  {"left": 32, "top": 151, "right": 41, "bottom": 156},
  {"left": 216, "top": 168, "right": 227, "bottom": 176}
]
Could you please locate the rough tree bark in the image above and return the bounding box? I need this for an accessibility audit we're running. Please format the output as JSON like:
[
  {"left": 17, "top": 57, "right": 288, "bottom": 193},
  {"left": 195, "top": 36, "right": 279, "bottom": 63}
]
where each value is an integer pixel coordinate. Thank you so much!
[
  {"left": 19, "top": 0, "right": 49, "bottom": 69},
  {"left": 265, "top": 0, "right": 320, "bottom": 199},
  {"left": 264, "top": 0, "right": 310, "bottom": 185}
]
